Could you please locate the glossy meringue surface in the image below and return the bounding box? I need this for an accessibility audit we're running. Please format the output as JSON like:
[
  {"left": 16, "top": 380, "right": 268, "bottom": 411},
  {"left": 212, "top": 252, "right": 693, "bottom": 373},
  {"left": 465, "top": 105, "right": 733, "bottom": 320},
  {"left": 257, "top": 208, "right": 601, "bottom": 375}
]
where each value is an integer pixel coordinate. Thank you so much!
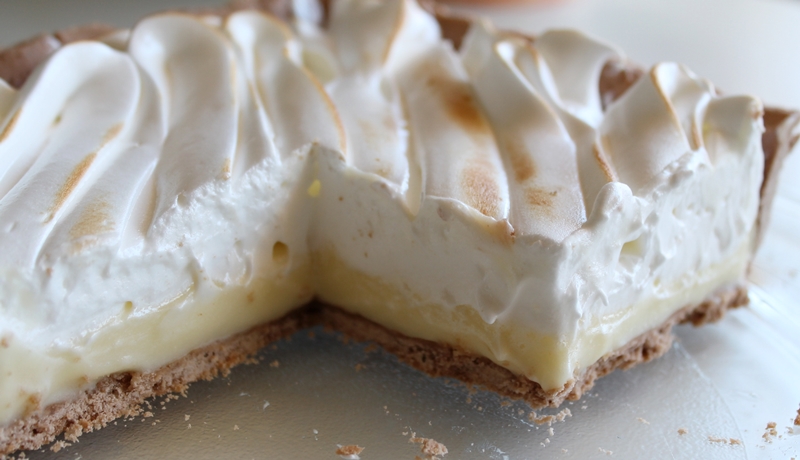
[{"left": 0, "top": 0, "right": 764, "bottom": 423}]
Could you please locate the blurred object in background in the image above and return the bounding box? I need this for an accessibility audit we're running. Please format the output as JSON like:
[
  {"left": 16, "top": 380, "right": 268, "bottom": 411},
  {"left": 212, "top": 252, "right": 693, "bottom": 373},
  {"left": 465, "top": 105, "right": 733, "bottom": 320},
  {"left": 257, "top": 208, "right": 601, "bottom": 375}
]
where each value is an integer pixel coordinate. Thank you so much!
[{"left": 438, "top": 0, "right": 568, "bottom": 4}]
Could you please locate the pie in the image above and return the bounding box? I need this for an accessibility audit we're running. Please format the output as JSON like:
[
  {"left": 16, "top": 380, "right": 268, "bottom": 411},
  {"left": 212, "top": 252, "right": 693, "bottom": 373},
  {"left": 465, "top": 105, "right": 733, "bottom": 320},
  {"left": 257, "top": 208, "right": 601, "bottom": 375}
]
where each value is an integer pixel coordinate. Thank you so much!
[{"left": 0, "top": 0, "right": 797, "bottom": 454}]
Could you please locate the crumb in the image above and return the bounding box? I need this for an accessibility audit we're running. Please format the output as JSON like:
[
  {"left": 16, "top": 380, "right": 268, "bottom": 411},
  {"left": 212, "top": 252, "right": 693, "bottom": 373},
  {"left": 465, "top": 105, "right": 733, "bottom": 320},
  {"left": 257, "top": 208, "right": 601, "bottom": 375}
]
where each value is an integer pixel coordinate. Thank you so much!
[
  {"left": 729, "top": 438, "right": 742, "bottom": 445},
  {"left": 187, "top": 423, "right": 192, "bottom": 429},
  {"left": 263, "top": 401, "right": 270, "bottom": 410},
  {"left": 561, "top": 449, "right": 568, "bottom": 453},
  {"left": 143, "top": 411, "right": 153, "bottom": 418},
  {"left": 185, "top": 414, "right": 190, "bottom": 421},
  {"left": 708, "top": 436, "right": 728, "bottom": 444},
  {"left": 544, "top": 438, "right": 550, "bottom": 444},
  {"left": 581, "top": 405, "right": 588, "bottom": 410},
  {"left": 528, "top": 412, "right": 554, "bottom": 425},
  {"left": 678, "top": 428, "right": 688, "bottom": 435},
  {"left": 547, "top": 427, "right": 554, "bottom": 436},
  {"left": 763, "top": 421, "right": 779, "bottom": 442},
  {"left": 313, "top": 429, "right": 319, "bottom": 435},
  {"left": 234, "top": 425, "right": 239, "bottom": 430},
  {"left": 795, "top": 406, "right": 800, "bottom": 426},
  {"left": 269, "top": 360, "right": 280, "bottom": 368},
  {"left": 354, "top": 363, "right": 366, "bottom": 372},
  {"left": 50, "top": 440, "right": 71, "bottom": 453},
  {"left": 598, "top": 447, "right": 612, "bottom": 455},
  {"left": 410, "top": 435, "right": 448, "bottom": 458},
  {"left": 336, "top": 444, "right": 365, "bottom": 458},
  {"left": 555, "top": 408, "right": 572, "bottom": 422},
  {"left": 637, "top": 417, "right": 650, "bottom": 425}
]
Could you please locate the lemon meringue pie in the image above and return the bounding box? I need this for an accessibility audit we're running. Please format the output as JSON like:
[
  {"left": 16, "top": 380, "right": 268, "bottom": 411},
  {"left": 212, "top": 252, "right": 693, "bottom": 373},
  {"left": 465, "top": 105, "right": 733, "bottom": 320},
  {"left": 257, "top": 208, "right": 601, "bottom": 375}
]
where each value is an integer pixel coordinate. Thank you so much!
[{"left": 0, "top": 0, "right": 797, "bottom": 454}]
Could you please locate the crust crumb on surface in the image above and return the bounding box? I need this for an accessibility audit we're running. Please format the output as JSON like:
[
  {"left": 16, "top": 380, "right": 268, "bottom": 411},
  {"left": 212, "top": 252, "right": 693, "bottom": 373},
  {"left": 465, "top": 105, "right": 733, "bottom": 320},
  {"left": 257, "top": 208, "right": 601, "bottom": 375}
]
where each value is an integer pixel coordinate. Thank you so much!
[
  {"left": 794, "top": 406, "right": 800, "bottom": 426},
  {"left": 678, "top": 427, "right": 688, "bottom": 435},
  {"left": 762, "top": 421, "right": 779, "bottom": 442},
  {"left": 598, "top": 447, "right": 613, "bottom": 455},
  {"left": 708, "top": 435, "right": 742, "bottom": 446},
  {"left": 335, "top": 444, "right": 365, "bottom": 457},
  {"left": 528, "top": 413, "right": 555, "bottom": 425},
  {"left": 49, "top": 440, "right": 70, "bottom": 453},
  {"left": 410, "top": 435, "right": 448, "bottom": 458},
  {"left": 555, "top": 408, "right": 572, "bottom": 422}
]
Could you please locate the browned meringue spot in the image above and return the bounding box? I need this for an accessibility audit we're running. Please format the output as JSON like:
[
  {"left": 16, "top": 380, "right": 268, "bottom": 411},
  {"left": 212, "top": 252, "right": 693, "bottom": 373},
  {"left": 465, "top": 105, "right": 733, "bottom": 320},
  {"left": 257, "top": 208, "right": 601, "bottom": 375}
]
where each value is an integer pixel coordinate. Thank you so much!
[
  {"left": 48, "top": 152, "right": 97, "bottom": 223},
  {"left": 0, "top": 110, "right": 21, "bottom": 143},
  {"left": 525, "top": 186, "right": 557, "bottom": 210},
  {"left": 505, "top": 138, "right": 537, "bottom": 183},
  {"left": 690, "top": 119, "right": 702, "bottom": 150},
  {"left": 461, "top": 159, "right": 502, "bottom": 218},
  {"left": 592, "top": 141, "right": 617, "bottom": 182},
  {"left": 69, "top": 199, "right": 114, "bottom": 240},
  {"left": 102, "top": 122, "right": 124, "bottom": 146},
  {"left": 428, "top": 75, "right": 490, "bottom": 134}
]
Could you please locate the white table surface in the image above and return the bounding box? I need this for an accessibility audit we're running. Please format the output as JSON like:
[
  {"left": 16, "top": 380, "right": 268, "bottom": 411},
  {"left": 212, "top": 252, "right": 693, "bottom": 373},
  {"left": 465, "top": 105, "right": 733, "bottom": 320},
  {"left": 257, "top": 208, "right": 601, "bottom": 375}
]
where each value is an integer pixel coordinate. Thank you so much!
[{"left": 1, "top": 0, "right": 799, "bottom": 459}]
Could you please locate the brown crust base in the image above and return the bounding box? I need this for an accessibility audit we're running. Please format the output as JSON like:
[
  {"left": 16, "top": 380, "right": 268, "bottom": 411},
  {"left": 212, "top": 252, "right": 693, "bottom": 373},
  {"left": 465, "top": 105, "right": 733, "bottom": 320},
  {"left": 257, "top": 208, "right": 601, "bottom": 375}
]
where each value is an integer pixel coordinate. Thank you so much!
[{"left": 0, "top": 285, "right": 748, "bottom": 456}]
